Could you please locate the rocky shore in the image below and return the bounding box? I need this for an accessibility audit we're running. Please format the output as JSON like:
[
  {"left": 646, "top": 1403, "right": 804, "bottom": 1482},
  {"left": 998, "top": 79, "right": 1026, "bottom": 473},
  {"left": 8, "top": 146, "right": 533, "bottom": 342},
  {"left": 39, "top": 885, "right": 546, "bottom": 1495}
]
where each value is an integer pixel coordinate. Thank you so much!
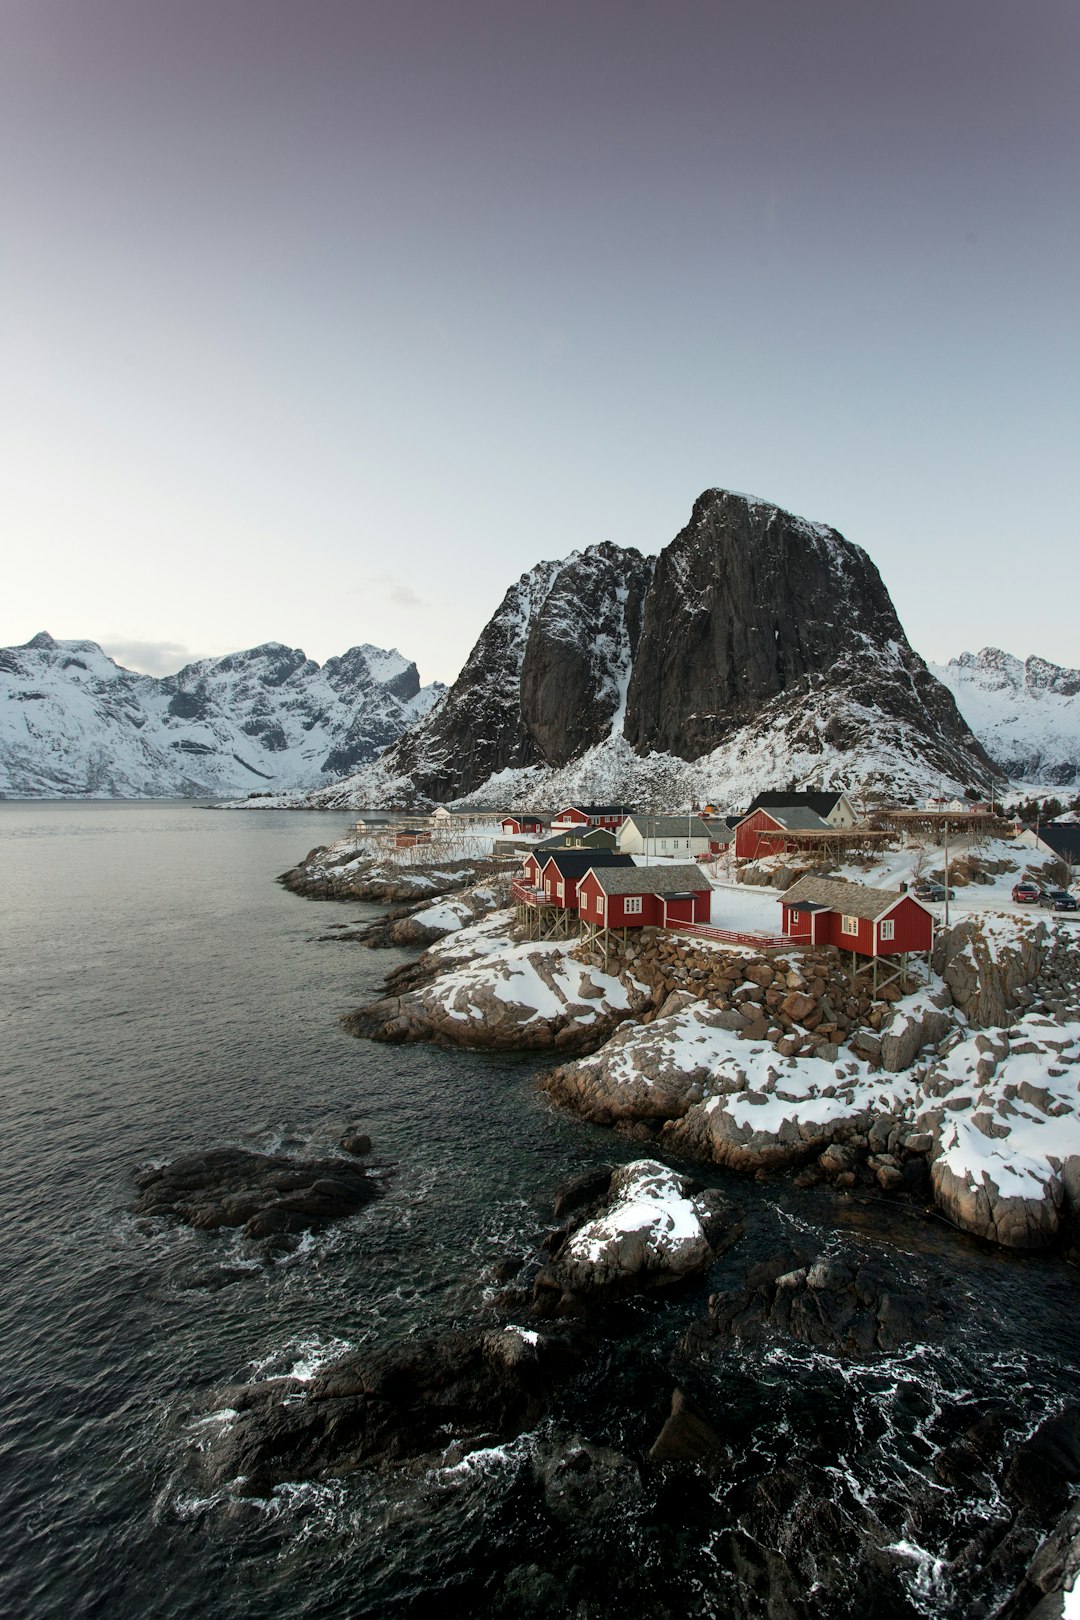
[{"left": 336, "top": 892, "right": 1080, "bottom": 1252}]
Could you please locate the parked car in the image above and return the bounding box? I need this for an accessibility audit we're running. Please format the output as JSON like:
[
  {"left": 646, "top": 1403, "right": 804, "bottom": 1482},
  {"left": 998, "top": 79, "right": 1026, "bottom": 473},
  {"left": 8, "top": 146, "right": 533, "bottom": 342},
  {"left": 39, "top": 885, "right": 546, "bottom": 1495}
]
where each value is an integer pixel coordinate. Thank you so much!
[
  {"left": 1040, "top": 887, "right": 1078, "bottom": 912},
  {"left": 1012, "top": 882, "right": 1041, "bottom": 903},
  {"left": 912, "top": 881, "right": 953, "bottom": 901}
]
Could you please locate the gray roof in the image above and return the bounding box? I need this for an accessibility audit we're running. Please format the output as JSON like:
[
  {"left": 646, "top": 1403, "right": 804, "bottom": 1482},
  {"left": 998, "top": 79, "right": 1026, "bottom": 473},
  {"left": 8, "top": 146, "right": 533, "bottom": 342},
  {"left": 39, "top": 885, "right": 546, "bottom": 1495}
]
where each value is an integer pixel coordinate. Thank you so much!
[
  {"left": 702, "top": 817, "right": 737, "bottom": 838},
  {"left": 780, "top": 873, "right": 907, "bottom": 921},
  {"left": 753, "top": 805, "right": 832, "bottom": 832},
  {"left": 622, "top": 815, "right": 713, "bottom": 839},
  {"left": 590, "top": 862, "right": 709, "bottom": 896}
]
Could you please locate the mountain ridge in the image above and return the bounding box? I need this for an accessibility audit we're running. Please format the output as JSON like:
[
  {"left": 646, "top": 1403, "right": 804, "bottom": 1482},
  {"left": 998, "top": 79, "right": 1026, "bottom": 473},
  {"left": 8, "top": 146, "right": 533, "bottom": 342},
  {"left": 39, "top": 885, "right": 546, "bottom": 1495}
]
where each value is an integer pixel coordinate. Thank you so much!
[{"left": 0, "top": 633, "right": 444, "bottom": 798}]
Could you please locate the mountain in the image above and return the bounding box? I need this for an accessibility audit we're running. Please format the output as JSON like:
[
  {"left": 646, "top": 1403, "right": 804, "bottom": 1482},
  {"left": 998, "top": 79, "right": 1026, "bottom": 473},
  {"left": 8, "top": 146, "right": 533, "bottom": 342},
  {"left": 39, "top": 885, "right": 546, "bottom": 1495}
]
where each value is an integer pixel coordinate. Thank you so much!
[
  {"left": 929, "top": 648, "right": 1080, "bottom": 786},
  {"left": 305, "top": 489, "right": 994, "bottom": 810},
  {"left": 0, "top": 633, "right": 444, "bottom": 798}
]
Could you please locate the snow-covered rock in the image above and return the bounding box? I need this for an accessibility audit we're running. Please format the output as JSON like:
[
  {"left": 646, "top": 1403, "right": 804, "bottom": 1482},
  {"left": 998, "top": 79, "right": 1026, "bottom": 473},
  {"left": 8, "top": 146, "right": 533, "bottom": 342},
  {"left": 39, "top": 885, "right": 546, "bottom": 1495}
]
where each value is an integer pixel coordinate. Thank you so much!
[
  {"left": 0, "top": 632, "right": 443, "bottom": 797},
  {"left": 930, "top": 646, "right": 1080, "bottom": 786}
]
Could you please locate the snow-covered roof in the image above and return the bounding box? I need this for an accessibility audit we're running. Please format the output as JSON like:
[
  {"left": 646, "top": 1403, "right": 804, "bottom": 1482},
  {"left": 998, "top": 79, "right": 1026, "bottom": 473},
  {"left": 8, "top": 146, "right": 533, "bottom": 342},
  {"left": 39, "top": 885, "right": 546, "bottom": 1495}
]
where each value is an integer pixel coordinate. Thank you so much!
[
  {"left": 780, "top": 873, "right": 907, "bottom": 921},
  {"left": 588, "top": 862, "right": 708, "bottom": 895}
]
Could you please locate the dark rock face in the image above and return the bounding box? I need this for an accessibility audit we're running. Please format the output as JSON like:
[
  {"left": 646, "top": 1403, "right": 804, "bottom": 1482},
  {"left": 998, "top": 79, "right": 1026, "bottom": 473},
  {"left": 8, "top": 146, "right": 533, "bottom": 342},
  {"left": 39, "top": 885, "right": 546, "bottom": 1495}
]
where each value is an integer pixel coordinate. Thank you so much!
[
  {"left": 682, "top": 1245, "right": 944, "bottom": 1358},
  {"left": 131, "top": 1147, "right": 384, "bottom": 1238},
  {"left": 623, "top": 490, "right": 987, "bottom": 779},
  {"left": 365, "top": 489, "right": 992, "bottom": 802},
  {"left": 202, "top": 1326, "right": 588, "bottom": 1495},
  {"left": 389, "top": 545, "right": 655, "bottom": 800}
]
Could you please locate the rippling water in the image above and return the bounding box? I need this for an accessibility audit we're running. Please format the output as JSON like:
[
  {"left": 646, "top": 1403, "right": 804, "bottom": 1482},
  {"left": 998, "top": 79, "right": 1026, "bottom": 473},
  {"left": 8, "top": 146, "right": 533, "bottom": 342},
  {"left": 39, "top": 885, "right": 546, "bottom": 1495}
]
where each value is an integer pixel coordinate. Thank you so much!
[{"left": 2, "top": 802, "right": 1077, "bottom": 1619}]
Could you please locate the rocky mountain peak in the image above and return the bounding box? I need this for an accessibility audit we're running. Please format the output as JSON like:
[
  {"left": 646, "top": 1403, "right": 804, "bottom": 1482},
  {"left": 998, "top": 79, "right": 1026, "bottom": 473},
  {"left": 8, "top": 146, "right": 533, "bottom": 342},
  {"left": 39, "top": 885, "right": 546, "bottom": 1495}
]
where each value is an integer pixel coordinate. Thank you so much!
[{"left": 314, "top": 489, "right": 994, "bottom": 808}]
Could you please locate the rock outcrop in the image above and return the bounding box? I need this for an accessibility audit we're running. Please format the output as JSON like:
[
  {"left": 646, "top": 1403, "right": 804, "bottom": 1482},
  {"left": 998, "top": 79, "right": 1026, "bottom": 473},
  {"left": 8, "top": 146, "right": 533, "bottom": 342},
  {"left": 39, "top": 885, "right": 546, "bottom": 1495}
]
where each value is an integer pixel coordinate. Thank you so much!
[{"left": 131, "top": 1147, "right": 386, "bottom": 1238}]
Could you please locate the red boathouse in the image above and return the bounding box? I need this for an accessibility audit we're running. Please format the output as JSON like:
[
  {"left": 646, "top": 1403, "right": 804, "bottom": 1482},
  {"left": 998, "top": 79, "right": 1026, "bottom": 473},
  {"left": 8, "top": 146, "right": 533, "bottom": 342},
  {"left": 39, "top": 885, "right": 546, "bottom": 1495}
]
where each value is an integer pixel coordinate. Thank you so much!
[
  {"left": 577, "top": 863, "right": 712, "bottom": 931},
  {"left": 779, "top": 875, "right": 934, "bottom": 973}
]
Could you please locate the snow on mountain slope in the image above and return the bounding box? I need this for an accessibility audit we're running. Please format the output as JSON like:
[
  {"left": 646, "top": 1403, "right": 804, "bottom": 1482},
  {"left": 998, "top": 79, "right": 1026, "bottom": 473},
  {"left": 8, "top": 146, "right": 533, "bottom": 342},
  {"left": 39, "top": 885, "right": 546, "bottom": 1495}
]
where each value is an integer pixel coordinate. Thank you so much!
[
  {"left": 0, "top": 632, "right": 444, "bottom": 798},
  {"left": 930, "top": 648, "right": 1080, "bottom": 786}
]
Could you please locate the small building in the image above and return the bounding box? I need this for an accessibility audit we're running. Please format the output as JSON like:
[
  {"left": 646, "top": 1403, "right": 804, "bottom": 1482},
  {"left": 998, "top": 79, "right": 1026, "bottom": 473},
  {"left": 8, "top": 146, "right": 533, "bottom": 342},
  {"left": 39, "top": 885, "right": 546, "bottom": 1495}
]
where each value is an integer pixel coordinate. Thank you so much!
[
  {"left": 746, "top": 790, "right": 857, "bottom": 829},
  {"left": 550, "top": 803, "right": 634, "bottom": 834},
  {"left": 395, "top": 828, "right": 432, "bottom": 849},
  {"left": 500, "top": 812, "right": 545, "bottom": 836},
  {"left": 616, "top": 814, "right": 715, "bottom": 859},
  {"left": 734, "top": 805, "right": 832, "bottom": 861},
  {"left": 535, "top": 826, "right": 618, "bottom": 852},
  {"left": 577, "top": 863, "right": 712, "bottom": 931},
  {"left": 430, "top": 806, "right": 454, "bottom": 823},
  {"left": 779, "top": 874, "right": 933, "bottom": 973},
  {"left": 702, "top": 816, "right": 737, "bottom": 852}
]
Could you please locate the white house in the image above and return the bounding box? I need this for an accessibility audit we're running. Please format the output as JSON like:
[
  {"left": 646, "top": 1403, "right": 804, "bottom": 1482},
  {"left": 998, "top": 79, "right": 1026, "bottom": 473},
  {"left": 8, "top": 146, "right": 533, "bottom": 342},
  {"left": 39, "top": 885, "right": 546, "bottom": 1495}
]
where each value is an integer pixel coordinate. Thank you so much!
[{"left": 616, "top": 814, "right": 714, "bottom": 859}]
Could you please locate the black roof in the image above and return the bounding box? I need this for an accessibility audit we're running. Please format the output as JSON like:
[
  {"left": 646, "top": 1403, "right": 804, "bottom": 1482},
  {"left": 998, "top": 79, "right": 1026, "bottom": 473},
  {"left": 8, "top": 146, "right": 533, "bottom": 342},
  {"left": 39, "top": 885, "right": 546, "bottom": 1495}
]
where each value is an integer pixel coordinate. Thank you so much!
[
  {"left": 746, "top": 790, "right": 849, "bottom": 818},
  {"left": 559, "top": 803, "right": 634, "bottom": 816},
  {"left": 1039, "top": 824, "right": 1080, "bottom": 862},
  {"left": 502, "top": 811, "right": 544, "bottom": 821},
  {"left": 538, "top": 850, "right": 635, "bottom": 878}
]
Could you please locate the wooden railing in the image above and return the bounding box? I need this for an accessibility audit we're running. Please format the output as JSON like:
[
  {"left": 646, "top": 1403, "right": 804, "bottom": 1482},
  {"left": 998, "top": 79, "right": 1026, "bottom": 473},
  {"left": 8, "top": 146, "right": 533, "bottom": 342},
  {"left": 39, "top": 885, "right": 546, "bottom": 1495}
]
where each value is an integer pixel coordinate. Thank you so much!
[
  {"left": 664, "top": 918, "right": 787, "bottom": 949},
  {"left": 511, "top": 879, "right": 550, "bottom": 906}
]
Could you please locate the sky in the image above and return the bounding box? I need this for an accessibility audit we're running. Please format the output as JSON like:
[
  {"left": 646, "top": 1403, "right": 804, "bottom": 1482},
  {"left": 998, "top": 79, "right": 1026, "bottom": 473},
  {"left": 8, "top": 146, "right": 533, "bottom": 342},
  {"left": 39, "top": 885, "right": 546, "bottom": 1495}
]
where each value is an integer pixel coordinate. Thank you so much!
[{"left": 1, "top": 0, "right": 1077, "bottom": 684}]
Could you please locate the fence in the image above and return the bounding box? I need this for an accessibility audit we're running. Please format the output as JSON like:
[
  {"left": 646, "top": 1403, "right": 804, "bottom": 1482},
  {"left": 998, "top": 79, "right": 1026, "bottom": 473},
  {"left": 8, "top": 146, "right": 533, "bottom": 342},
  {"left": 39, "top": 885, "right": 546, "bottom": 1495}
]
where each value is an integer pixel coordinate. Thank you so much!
[{"left": 664, "top": 918, "right": 787, "bottom": 950}]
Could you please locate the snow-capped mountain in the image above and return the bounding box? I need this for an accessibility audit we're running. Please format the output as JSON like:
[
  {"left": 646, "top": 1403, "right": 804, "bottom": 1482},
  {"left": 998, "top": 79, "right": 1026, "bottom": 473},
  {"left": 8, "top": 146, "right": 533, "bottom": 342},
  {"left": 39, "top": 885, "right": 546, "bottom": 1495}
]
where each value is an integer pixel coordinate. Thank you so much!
[
  {"left": 0, "top": 633, "right": 444, "bottom": 798},
  {"left": 929, "top": 648, "right": 1080, "bottom": 786},
  {"left": 303, "top": 489, "right": 994, "bottom": 810}
]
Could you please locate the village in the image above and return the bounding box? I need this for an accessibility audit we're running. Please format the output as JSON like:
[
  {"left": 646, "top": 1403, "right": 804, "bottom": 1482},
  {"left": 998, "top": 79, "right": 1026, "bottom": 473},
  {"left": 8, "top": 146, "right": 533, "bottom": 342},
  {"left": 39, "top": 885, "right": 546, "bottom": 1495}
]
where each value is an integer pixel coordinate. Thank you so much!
[{"left": 350, "top": 789, "right": 1078, "bottom": 981}]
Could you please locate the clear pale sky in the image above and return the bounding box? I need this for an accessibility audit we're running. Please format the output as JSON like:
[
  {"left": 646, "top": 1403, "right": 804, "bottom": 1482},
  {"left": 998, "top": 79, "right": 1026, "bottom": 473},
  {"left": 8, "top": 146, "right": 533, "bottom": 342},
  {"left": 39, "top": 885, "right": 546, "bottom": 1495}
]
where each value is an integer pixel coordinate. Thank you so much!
[{"left": 2, "top": 0, "right": 1077, "bottom": 683}]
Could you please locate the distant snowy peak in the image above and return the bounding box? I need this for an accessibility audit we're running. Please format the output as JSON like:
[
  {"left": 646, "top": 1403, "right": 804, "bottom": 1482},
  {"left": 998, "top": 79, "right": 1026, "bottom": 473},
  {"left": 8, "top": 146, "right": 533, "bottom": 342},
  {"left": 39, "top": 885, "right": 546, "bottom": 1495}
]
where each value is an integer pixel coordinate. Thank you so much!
[
  {"left": 931, "top": 647, "right": 1080, "bottom": 785},
  {"left": 0, "top": 633, "right": 444, "bottom": 798},
  {"left": 310, "top": 488, "right": 993, "bottom": 810}
]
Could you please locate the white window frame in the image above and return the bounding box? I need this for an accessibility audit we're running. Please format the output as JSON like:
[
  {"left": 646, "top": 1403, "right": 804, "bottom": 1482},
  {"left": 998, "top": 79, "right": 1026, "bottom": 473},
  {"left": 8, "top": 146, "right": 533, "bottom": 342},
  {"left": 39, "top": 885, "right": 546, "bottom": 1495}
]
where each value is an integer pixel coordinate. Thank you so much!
[
  {"left": 556, "top": 880, "right": 565, "bottom": 900},
  {"left": 879, "top": 918, "right": 895, "bottom": 942},
  {"left": 841, "top": 914, "right": 859, "bottom": 936},
  {"left": 624, "top": 896, "right": 643, "bottom": 915}
]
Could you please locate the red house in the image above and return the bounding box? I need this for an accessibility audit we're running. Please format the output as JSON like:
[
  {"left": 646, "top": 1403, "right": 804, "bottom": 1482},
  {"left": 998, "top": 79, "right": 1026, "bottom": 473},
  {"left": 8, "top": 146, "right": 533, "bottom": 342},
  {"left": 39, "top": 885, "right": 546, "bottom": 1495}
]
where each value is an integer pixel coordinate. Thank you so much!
[
  {"left": 577, "top": 863, "right": 712, "bottom": 931},
  {"left": 734, "top": 805, "right": 831, "bottom": 861},
  {"left": 537, "top": 849, "right": 634, "bottom": 911},
  {"left": 551, "top": 803, "right": 634, "bottom": 834},
  {"left": 779, "top": 875, "right": 933, "bottom": 959},
  {"left": 500, "top": 813, "right": 544, "bottom": 836}
]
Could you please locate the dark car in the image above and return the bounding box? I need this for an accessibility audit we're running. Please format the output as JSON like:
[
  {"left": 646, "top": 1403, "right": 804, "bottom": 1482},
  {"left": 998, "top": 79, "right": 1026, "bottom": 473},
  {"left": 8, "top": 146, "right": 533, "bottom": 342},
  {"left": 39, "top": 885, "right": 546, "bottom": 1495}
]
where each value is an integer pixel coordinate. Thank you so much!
[
  {"left": 1041, "top": 887, "right": 1078, "bottom": 912},
  {"left": 913, "top": 881, "right": 954, "bottom": 901},
  {"left": 1012, "top": 882, "right": 1041, "bottom": 903}
]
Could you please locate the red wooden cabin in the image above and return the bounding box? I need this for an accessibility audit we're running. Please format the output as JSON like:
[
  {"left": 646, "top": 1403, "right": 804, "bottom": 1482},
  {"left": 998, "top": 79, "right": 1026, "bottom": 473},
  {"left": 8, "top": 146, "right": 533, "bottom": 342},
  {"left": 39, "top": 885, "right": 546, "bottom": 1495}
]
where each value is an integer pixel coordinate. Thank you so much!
[
  {"left": 395, "top": 828, "right": 432, "bottom": 849},
  {"left": 577, "top": 863, "right": 712, "bottom": 930},
  {"left": 500, "top": 813, "right": 544, "bottom": 835},
  {"left": 538, "top": 849, "right": 634, "bottom": 911},
  {"left": 551, "top": 803, "right": 634, "bottom": 834},
  {"left": 779, "top": 875, "right": 933, "bottom": 957},
  {"left": 734, "top": 805, "right": 831, "bottom": 861}
]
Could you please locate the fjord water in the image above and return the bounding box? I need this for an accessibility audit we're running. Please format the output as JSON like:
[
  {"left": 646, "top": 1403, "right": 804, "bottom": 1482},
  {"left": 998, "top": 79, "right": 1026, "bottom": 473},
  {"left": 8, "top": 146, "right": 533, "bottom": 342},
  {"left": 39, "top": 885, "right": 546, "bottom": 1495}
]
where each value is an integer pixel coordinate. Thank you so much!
[{"left": 2, "top": 802, "right": 1078, "bottom": 1620}]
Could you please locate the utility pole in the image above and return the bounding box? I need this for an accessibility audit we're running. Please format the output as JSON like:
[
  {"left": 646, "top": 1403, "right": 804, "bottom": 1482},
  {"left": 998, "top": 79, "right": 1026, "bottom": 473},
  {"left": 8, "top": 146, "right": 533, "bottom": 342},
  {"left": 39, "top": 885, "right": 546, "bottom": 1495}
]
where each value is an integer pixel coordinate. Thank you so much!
[{"left": 943, "top": 816, "right": 950, "bottom": 930}]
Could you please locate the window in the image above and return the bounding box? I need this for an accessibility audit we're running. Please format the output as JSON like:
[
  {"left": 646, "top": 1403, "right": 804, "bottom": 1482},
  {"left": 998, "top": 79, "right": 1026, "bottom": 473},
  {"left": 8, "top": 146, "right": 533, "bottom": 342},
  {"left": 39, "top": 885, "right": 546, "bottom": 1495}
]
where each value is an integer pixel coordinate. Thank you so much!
[
  {"left": 556, "top": 881, "right": 565, "bottom": 899},
  {"left": 879, "top": 919, "right": 895, "bottom": 941},
  {"left": 624, "top": 896, "right": 643, "bottom": 915},
  {"left": 841, "top": 914, "right": 859, "bottom": 936}
]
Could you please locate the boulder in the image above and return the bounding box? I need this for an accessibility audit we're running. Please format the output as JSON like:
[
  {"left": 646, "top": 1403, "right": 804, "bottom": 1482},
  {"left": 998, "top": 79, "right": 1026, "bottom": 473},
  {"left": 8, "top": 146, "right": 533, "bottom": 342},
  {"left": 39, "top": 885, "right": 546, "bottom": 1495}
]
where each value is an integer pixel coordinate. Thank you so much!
[{"left": 131, "top": 1146, "right": 384, "bottom": 1238}]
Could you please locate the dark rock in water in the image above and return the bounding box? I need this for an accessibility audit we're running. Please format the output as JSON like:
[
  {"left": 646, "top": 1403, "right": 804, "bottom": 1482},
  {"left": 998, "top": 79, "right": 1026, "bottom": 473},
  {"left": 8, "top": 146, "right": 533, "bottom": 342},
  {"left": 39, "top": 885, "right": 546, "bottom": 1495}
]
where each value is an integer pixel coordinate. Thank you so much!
[
  {"left": 339, "top": 1130, "right": 372, "bottom": 1157},
  {"left": 536, "top": 1435, "right": 642, "bottom": 1530},
  {"left": 649, "top": 1387, "right": 726, "bottom": 1468},
  {"left": 933, "top": 1411, "right": 1006, "bottom": 1488},
  {"left": 682, "top": 1244, "right": 943, "bottom": 1358},
  {"left": 995, "top": 1499, "right": 1080, "bottom": 1620},
  {"left": 201, "top": 1326, "right": 588, "bottom": 1495},
  {"left": 550, "top": 1165, "right": 613, "bottom": 1221},
  {"left": 132, "top": 1146, "right": 383, "bottom": 1238},
  {"left": 1005, "top": 1404, "right": 1080, "bottom": 1516}
]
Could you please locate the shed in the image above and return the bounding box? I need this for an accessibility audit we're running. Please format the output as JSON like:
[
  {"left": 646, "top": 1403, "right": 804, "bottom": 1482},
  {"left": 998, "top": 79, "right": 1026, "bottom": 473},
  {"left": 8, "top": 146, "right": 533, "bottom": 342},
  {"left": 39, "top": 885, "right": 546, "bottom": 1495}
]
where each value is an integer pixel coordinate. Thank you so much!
[
  {"left": 500, "top": 812, "right": 545, "bottom": 836},
  {"left": 577, "top": 863, "right": 712, "bottom": 931}
]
